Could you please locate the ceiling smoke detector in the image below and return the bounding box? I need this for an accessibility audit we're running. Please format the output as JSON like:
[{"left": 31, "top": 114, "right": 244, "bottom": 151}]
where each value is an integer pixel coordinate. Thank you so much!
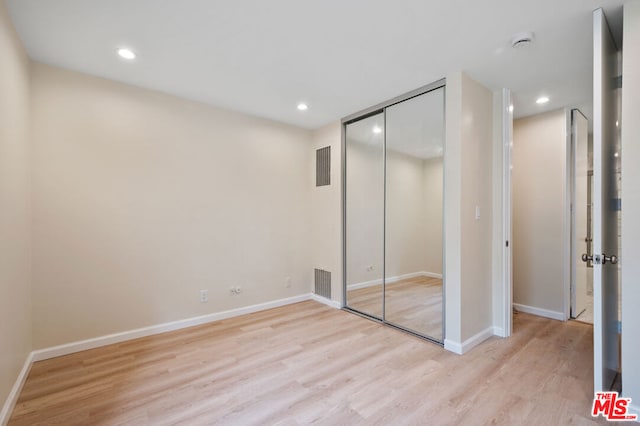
[{"left": 511, "top": 32, "right": 535, "bottom": 48}]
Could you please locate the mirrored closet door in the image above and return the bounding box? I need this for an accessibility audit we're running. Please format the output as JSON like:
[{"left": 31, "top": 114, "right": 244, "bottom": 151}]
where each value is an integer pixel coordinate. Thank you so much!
[
  {"left": 344, "top": 112, "right": 385, "bottom": 319},
  {"left": 344, "top": 82, "right": 445, "bottom": 343}
]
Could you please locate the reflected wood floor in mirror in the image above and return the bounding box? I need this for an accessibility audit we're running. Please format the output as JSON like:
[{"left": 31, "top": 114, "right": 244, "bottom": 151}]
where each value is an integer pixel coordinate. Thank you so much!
[
  {"left": 347, "top": 276, "right": 442, "bottom": 339},
  {"left": 9, "top": 302, "right": 602, "bottom": 425}
]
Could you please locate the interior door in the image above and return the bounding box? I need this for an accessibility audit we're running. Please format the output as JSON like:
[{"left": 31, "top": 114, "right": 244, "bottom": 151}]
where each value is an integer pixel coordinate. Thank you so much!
[
  {"left": 572, "top": 110, "right": 589, "bottom": 319},
  {"left": 593, "top": 8, "right": 621, "bottom": 392}
]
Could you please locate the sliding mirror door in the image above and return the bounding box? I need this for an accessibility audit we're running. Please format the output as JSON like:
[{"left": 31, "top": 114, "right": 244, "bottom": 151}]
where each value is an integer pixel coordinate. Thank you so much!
[
  {"left": 384, "top": 88, "right": 445, "bottom": 341},
  {"left": 343, "top": 81, "right": 445, "bottom": 342},
  {"left": 345, "top": 112, "right": 385, "bottom": 319}
]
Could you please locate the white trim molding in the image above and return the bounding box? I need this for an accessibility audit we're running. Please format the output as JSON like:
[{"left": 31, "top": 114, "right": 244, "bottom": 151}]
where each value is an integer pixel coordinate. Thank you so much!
[
  {"left": 492, "top": 326, "right": 507, "bottom": 338},
  {"left": 444, "top": 339, "right": 463, "bottom": 355},
  {"left": 444, "top": 327, "right": 495, "bottom": 355},
  {"left": 513, "top": 303, "right": 565, "bottom": 321},
  {"left": 31, "top": 293, "right": 329, "bottom": 362},
  {"left": 347, "top": 271, "right": 443, "bottom": 290},
  {"left": 0, "top": 352, "right": 34, "bottom": 426},
  {"left": 1, "top": 292, "right": 342, "bottom": 422},
  {"left": 309, "top": 293, "right": 341, "bottom": 309}
]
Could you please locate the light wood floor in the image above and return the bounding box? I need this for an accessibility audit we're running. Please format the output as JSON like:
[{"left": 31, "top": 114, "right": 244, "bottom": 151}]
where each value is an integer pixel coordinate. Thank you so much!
[
  {"left": 9, "top": 301, "right": 603, "bottom": 425},
  {"left": 347, "top": 276, "right": 442, "bottom": 339}
]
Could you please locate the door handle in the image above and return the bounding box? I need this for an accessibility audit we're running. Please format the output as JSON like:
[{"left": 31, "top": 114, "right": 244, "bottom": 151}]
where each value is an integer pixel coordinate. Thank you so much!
[
  {"left": 581, "top": 253, "right": 593, "bottom": 263},
  {"left": 602, "top": 254, "right": 618, "bottom": 265}
]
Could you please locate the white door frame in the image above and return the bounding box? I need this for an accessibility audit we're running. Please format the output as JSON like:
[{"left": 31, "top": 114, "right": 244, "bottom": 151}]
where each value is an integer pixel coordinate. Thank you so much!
[
  {"left": 569, "top": 108, "right": 590, "bottom": 320},
  {"left": 501, "top": 89, "right": 513, "bottom": 337},
  {"left": 563, "top": 108, "right": 573, "bottom": 322},
  {"left": 501, "top": 103, "right": 573, "bottom": 331}
]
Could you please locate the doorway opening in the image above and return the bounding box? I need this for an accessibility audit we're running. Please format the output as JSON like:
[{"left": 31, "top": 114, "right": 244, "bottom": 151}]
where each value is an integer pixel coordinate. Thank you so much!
[{"left": 571, "top": 109, "right": 594, "bottom": 325}]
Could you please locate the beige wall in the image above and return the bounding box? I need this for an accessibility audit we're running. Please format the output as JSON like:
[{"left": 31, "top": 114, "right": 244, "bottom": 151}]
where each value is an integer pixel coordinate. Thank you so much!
[
  {"left": 459, "top": 75, "right": 494, "bottom": 341},
  {"left": 445, "top": 72, "right": 494, "bottom": 348},
  {"left": 0, "top": 0, "right": 32, "bottom": 410},
  {"left": 345, "top": 136, "right": 384, "bottom": 287},
  {"left": 512, "top": 110, "right": 566, "bottom": 316},
  {"left": 422, "top": 157, "right": 444, "bottom": 275},
  {"left": 621, "top": 0, "right": 640, "bottom": 410},
  {"left": 30, "top": 64, "right": 313, "bottom": 348},
  {"left": 387, "top": 152, "right": 443, "bottom": 278},
  {"left": 310, "top": 122, "right": 343, "bottom": 304},
  {"left": 345, "top": 142, "right": 443, "bottom": 287}
]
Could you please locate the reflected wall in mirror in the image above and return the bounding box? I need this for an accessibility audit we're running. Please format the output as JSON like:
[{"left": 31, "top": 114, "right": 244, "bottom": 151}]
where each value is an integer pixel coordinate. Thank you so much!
[
  {"left": 385, "top": 88, "right": 445, "bottom": 340},
  {"left": 345, "top": 112, "right": 384, "bottom": 319}
]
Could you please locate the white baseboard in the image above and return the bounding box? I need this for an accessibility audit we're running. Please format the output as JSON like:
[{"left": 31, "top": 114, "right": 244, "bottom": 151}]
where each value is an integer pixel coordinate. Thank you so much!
[
  {"left": 309, "top": 293, "right": 341, "bottom": 309},
  {"left": 444, "top": 339, "right": 463, "bottom": 355},
  {"left": 347, "top": 271, "right": 442, "bottom": 290},
  {"left": 492, "top": 326, "right": 506, "bottom": 338},
  {"left": 513, "top": 303, "right": 565, "bottom": 321},
  {"left": 0, "top": 352, "right": 33, "bottom": 426},
  {"left": 32, "top": 293, "right": 315, "bottom": 362},
  {"left": 2, "top": 292, "right": 341, "bottom": 422},
  {"left": 444, "top": 326, "right": 495, "bottom": 355}
]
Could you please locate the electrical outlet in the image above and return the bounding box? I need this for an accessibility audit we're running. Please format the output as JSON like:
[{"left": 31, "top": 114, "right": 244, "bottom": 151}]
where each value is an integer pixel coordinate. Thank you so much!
[
  {"left": 366, "top": 265, "right": 374, "bottom": 272},
  {"left": 229, "top": 286, "right": 242, "bottom": 295},
  {"left": 285, "top": 276, "right": 292, "bottom": 288},
  {"left": 234, "top": 286, "right": 242, "bottom": 294},
  {"left": 200, "top": 289, "right": 208, "bottom": 303}
]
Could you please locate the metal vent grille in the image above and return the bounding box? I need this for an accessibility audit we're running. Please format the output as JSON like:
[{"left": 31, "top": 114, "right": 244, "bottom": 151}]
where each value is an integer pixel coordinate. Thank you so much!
[
  {"left": 314, "top": 269, "right": 331, "bottom": 299},
  {"left": 316, "top": 146, "right": 331, "bottom": 187}
]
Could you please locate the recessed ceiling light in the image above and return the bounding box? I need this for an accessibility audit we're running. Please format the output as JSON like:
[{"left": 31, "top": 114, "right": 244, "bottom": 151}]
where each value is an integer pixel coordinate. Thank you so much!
[
  {"left": 614, "top": 152, "right": 619, "bottom": 158},
  {"left": 509, "top": 105, "right": 514, "bottom": 113},
  {"left": 297, "top": 103, "right": 308, "bottom": 111},
  {"left": 117, "top": 48, "right": 136, "bottom": 60},
  {"left": 536, "top": 96, "right": 549, "bottom": 104},
  {"left": 373, "top": 126, "right": 382, "bottom": 134}
]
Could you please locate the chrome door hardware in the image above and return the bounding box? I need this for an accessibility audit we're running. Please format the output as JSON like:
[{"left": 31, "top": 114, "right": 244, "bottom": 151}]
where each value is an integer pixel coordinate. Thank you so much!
[{"left": 583, "top": 253, "right": 618, "bottom": 265}]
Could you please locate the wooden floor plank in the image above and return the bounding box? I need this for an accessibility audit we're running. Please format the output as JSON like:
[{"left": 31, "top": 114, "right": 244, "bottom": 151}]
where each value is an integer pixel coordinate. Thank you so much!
[{"left": 9, "top": 301, "right": 604, "bottom": 425}]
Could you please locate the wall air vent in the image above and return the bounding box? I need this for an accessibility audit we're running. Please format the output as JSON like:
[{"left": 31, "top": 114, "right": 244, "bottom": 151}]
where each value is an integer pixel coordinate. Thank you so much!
[
  {"left": 316, "top": 146, "right": 331, "bottom": 187},
  {"left": 314, "top": 269, "right": 331, "bottom": 299}
]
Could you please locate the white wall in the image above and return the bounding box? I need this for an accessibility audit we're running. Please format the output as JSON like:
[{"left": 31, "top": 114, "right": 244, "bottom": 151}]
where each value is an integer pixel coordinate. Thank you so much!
[
  {"left": 512, "top": 110, "right": 567, "bottom": 317},
  {"left": 445, "top": 72, "right": 494, "bottom": 351},
  {"left": 30, "top": 63, "right": 313, "bottom": 349},
  {"left": 621, "top": 0, "right": 640, "bottom": 410},
  {"left": 0, "top": 0, "right": 32, "bottom": 410}
]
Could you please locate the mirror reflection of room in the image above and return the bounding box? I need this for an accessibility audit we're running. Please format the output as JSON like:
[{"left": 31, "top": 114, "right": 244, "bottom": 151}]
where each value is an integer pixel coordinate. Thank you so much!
[
  {"left": 385, "top": 89, "right": 444, "bottom": 339},
  {"left": 345, "top": 113, "right": 385, "bottom": 319},
  {"left": 345, "top": 86, "right": 444, "bottom": 342}
]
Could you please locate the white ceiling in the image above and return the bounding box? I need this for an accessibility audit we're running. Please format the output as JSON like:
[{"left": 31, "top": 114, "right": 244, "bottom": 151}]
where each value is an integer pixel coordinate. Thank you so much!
[{"left": 6, "top": 0, "right": 625, "bottom": 129}]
